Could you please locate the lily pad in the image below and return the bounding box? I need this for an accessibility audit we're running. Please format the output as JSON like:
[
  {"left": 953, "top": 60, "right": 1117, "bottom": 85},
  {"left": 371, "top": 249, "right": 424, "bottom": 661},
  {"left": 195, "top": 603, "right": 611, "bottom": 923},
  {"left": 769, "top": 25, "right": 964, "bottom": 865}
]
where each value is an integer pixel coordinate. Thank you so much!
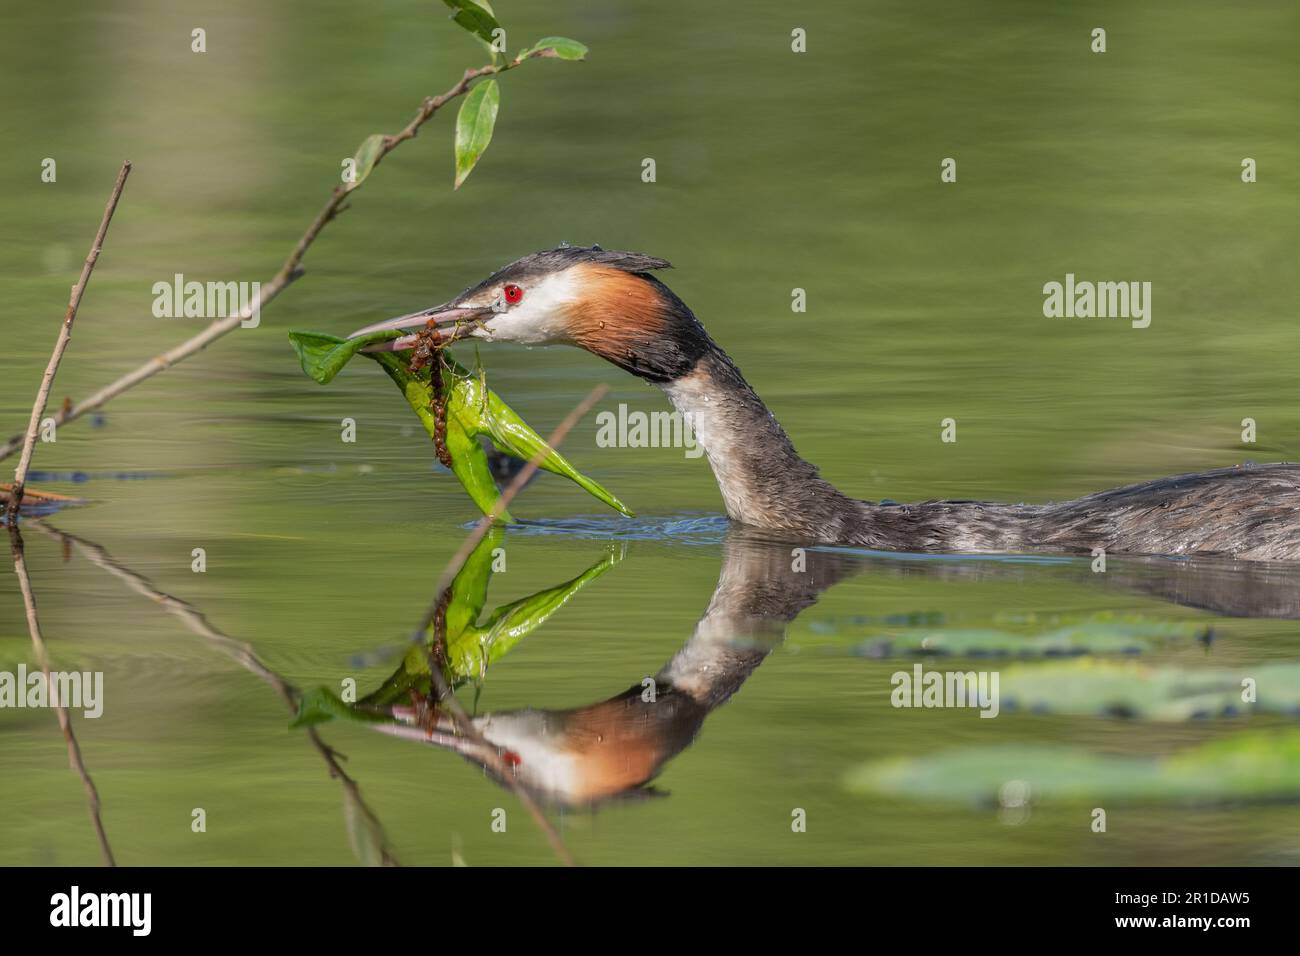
[
  {"left": 803, "top": 614, "right": 1200, "bottom": 659},
  {"left": 846, "top": 730, "right": 1300, "bottom": 806},
  {"left": 994, "top": 660, "right": 1300, "bottom": 720}
]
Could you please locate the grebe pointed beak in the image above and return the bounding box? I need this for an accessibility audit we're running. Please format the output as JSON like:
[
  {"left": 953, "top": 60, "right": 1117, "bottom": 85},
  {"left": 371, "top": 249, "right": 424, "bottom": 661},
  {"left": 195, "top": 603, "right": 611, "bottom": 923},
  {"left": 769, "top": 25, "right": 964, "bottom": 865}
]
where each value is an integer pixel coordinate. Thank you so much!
[{"left": 350, "top": 302, "right": 494, "bottom": 352}]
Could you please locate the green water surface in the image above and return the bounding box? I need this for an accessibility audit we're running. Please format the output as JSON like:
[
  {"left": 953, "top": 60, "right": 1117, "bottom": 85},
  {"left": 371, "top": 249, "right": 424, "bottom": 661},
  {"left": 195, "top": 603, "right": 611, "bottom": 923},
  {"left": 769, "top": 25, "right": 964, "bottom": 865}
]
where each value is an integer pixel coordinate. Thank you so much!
[{"left": 2, "top": 0, "right": 1299, "bottom": 865}]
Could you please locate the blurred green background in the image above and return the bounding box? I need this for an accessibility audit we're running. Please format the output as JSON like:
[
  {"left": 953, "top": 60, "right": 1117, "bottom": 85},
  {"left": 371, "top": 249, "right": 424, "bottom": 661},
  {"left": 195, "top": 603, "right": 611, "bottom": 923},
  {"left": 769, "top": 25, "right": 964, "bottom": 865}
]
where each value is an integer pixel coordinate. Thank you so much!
[{"left": 2, "top": 0, "right": 1299, "bottom": 865}]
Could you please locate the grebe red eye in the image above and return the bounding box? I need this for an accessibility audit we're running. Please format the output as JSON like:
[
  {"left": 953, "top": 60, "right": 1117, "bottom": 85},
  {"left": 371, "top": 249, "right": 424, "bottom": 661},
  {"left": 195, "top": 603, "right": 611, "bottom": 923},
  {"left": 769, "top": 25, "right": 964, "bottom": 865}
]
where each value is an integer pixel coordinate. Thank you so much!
[{"left": 503, "top": 284, "right": 523, "bottom": 304}]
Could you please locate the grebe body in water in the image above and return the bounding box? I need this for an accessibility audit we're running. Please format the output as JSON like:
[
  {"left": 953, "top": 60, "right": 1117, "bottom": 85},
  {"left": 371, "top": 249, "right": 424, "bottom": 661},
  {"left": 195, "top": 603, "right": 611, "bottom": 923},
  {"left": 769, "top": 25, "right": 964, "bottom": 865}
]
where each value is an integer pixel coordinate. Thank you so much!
[{"left": 354, "top": 246, "right": 1300, "bottom": 562}]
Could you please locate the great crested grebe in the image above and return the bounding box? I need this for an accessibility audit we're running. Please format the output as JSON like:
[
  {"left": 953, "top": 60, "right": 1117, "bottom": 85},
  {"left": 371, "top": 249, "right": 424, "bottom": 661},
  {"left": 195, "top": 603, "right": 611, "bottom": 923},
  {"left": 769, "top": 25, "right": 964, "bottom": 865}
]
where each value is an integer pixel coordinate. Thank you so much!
[{"left": 351, "top": 245, "right": 1300, "bottom": 561}]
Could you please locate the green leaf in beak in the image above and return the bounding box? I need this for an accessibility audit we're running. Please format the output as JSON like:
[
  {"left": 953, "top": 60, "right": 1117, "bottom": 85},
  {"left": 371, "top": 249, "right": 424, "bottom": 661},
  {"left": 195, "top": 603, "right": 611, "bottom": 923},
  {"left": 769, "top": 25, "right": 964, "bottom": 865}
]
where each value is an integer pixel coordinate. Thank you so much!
[
  {"left": 440, "top": 359, "right": 634, "bottom": 517},
  {"left": 287, "top": 330, "right": 633, "bottom": 519},
  {"left": 288, "top": 328, "right": 402, "bottom": 384},
  {"left": 368, "top": 348, "right": 514, "bottom": 522},
  {"left": 291, "top": 685, "right": 393, "bottom": 728}
]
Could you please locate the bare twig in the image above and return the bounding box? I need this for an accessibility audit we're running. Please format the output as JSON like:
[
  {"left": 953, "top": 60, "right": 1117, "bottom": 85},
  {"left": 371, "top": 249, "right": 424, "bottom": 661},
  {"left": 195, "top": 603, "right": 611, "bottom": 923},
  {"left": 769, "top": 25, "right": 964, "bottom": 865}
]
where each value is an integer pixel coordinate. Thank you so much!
[
  {"left": 415, "top": 383, "right": 610, "bottom": 868},
  {"left": 6, "top": 524, "right": 115, "bottom": 865},
  {"left": 31, "top": 520, "right": 400, "bottom": 866},
  {"left": 6, "top": 162, "right": 131, "bottom": 517},
  {"left": 0, "top": 484, "right": 83, "bottom": 508},
  {"left": 0, "top": 53, "right": 555, "bottom": 464}
]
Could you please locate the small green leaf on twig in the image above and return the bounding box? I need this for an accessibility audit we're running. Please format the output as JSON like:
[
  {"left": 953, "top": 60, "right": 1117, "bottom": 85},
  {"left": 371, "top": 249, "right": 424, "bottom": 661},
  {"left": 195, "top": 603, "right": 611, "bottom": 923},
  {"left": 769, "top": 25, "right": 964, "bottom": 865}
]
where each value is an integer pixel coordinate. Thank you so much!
[
  {"left": 442, "top": 0, "right": 501, "bottom": 47},
  {"left": 346, "top": 134, "right": 386, "bottom": 192},
  {"left": 454, "top": 79, "right": 500, "bottom": 189},
  {"left": 521, "top": 36, "right": 588, "bottom": 61}
]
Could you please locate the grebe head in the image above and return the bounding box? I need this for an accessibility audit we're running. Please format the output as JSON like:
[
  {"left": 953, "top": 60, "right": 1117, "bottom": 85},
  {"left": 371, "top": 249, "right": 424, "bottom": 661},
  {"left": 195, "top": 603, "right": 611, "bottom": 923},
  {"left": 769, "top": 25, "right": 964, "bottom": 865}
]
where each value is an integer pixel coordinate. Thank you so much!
[{"left": 351, "top": 244, "right": 715, "bottom": 381}]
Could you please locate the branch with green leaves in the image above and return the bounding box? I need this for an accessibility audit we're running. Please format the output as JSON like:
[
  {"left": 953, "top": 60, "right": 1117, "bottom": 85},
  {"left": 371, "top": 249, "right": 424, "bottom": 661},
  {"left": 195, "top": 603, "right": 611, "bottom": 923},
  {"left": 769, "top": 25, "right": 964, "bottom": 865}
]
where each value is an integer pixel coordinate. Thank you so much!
[{"left": 0, "top": 8, "right": 587, "bottom": 463}]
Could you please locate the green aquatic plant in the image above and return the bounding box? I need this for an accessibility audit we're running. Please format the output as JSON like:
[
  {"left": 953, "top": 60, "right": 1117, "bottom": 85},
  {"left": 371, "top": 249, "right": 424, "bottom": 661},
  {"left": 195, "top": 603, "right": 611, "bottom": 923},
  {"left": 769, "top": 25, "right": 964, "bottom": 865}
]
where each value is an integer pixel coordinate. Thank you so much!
[
  {"left": 292, "top": 527, "right": 618, "bottom": 728},
  {"left": 289, "top": 329, "right": 631, "bottom": 520}
]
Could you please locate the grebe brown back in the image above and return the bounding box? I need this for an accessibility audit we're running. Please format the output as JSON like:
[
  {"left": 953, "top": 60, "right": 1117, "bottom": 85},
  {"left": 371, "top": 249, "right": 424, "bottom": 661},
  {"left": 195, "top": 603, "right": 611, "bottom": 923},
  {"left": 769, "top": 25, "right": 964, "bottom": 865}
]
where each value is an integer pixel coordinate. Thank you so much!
[{"left": 352, "top": 246, "right": 1300, "bottom": 562}]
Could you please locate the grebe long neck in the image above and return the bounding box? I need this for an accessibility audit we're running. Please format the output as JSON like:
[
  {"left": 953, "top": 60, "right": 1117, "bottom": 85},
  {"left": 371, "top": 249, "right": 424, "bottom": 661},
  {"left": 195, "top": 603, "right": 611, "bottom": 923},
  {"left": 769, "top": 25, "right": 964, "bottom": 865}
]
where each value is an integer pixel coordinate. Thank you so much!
[{"left": 661, "top": 345, "right": 861, "bottom": 540}]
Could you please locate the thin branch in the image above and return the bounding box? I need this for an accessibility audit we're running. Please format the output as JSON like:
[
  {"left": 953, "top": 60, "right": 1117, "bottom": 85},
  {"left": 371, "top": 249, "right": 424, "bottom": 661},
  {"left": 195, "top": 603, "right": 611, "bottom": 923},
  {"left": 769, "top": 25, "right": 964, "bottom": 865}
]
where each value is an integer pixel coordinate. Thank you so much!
[
  {"left": 0, "top": 484, "right": 83, "bottom": 508},
  {"left": 30, "top": 520, "right": 400, "bottom": 866},
  {"left": 416, "top": 383, "right": 610, "bottom": 868},
  {"left": 6, "top": 524, "right": 115, "bottom": 866},
  {"left": 6, "top": 161, "right": 131, "bottom": 518},
  {"left": 0, "top": 53, "right": 553, "bottom": 465}
]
